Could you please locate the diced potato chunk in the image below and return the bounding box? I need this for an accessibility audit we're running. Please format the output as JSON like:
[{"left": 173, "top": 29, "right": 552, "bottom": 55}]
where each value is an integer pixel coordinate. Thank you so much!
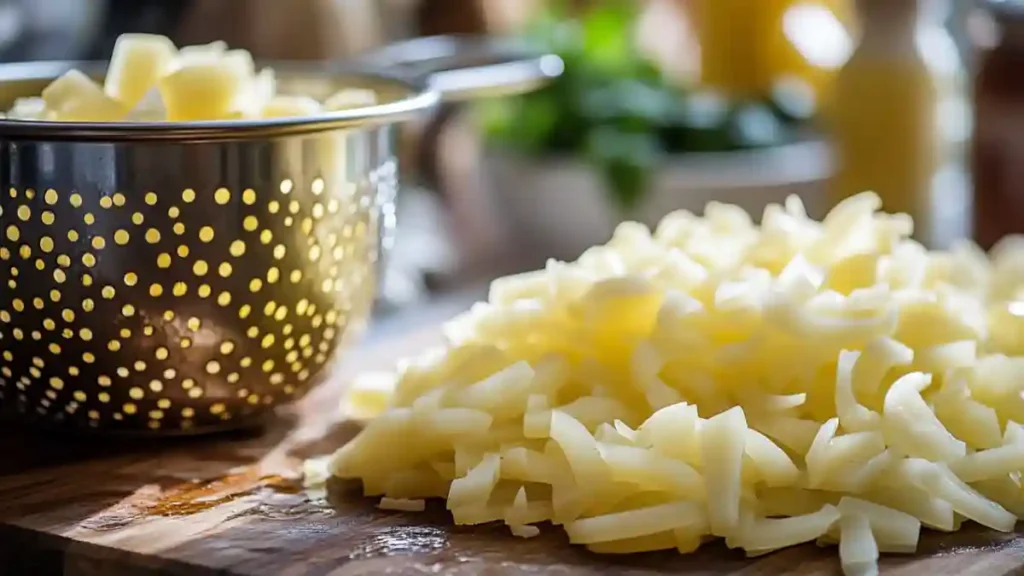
[
  {"left": 159, "top": 60, "right": 250, "bottom": 121},
  {"left": 42, "top": 69, "right": 126, "bottom": 121},
  {"left": 104, "top": 33, "right": 177, "bottom": 108},
  {"left": 324, "top": 88, "right": 378, "bottom": 110}
]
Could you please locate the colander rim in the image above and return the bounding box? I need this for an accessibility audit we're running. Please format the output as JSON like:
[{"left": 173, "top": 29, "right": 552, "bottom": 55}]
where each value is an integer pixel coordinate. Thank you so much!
[{"left": 0, "top": 60, "right": 440, "bottom": 142}]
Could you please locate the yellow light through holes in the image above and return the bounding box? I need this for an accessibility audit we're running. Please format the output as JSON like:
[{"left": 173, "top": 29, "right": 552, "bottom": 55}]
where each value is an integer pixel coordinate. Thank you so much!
[
  {"left": 122, "top": 304, "right": 135, "bottom": 316},
  {"left": 99, "top": 196, "right": 113, "bottom": 209},
  {"left": 193, "top": 260, "right": 209, "bottom": 276},
  {"left": 214, "top": 187, "right": 231, "bottom": 205},
  {"left": 230, "top": 240, "right": 246, "bottom": 257},
  {"left": 16, "top": 205, "right": 30, "bottom": 220},
  {"left": 177, "top": 244, "right": 189, "bottom": 258},
  {"left": 218, "top": 262, "right": 232, "bottom": 277},
  {"left": 145, "top": 229, "right": 161, "bottom": 243},
  {"left": 172, "top": 282, "right": 187, "bottom": 296},
  {"left": 114, "top": 229, "right": 130, "bottom": 245},
  {"left": 44, "top": 188, "right": 58, "bottom": 204},
  {"left": 155, "top": 347, "right": 169, "bottom": 360},
  {"left": 249, "top": 278, "right": 263, "bottom": 292},
  {"left": 132, "top": 212, "right": 145, "bottom": 225},
  {"left": 168, "top": 206, "right": 180, "bottom": 218},
  {"left": 182, "top": 188, "right": 196, "bottom": 203},
  {"left": 91, "top": 236, "right": 106, "bottom": 250},
  {"left": 242, "top": 188, "right": 256, "bottom": 205},
  {"left": 312, "top": 178, "right": 324, "bottom": 195},
  {"left": 149, "top": 283, "right": 164, "bottom": 297},
  {"left": 243, "top": 216, "right": 259, "bottom": 231},
  {"left": 260, "top": 230, "right": 273, "bottom": 244},
  {"left": 157, "top": 253, "right": 172, "bottom": 268},
  {"left": 280, "top": 179, "right": 293, "bottom": 194},
  {"left": 217, "top": 291, "right": 232, "bottom": 306},
  {"left": 206, "top": 360, "right": 221, "bottom": 375},
  {"left": 197, "top": 284, "right": 212, "bottom": 298},
  {"left": 199, "top": 226, "right": 215, "bottom": 242},
  {"left": 144, "top": 191, "right": 158, "bottom": 205},
  {"left": 123, "top": 273, "right": 138, "bottom": 286},
  {"left": 220, "top": 341, "right": 235, "bottom": 355}
]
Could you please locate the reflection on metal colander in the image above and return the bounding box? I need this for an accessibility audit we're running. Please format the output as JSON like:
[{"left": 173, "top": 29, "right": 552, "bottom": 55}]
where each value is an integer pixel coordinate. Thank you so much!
[{"left": 0, "top": 129, "right": 398, "bottom": 433}]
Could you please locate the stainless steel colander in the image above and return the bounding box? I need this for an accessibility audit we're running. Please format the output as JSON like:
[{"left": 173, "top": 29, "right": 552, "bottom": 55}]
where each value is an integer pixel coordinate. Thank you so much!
[{"left": 0, "top": 35, "right": 560, "bottom": 434}]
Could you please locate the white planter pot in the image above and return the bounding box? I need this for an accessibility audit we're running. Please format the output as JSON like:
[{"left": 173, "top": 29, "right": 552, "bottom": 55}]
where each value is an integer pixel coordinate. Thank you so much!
[{"left": 483, "top": 140, "right": 834, "bottom": 262}]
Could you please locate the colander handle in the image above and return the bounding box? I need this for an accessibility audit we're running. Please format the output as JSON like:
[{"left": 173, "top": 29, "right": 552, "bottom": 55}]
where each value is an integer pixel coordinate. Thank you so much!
[{"left": 358, "top": 34, "right": 563, "bottom": 102}]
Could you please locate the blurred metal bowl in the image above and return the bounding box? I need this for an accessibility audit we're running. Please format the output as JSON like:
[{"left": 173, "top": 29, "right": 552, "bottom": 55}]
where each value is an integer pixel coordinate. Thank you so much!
[{"left": 484, "top": 139, "right": 833, "bottom": 262}]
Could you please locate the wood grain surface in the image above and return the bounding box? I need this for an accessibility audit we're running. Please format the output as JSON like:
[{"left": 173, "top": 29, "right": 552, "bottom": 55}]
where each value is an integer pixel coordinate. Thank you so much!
[{"left": 2, "top": 297, "right": 1024, "bottom": 575}]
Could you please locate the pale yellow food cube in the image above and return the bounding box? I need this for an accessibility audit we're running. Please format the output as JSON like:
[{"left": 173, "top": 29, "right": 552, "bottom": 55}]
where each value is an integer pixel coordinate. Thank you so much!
[
  {"left": 104, "top": 33, "right": 177, "bottom": 108},
  {"left": 176, "top": 41, "right": 228, "bottom": 65},
  {"left": 6, "top": 97, "right": 49, "bottom": 120},
  {"left": 222, "top": 49, "right": 256, "bottom": 78},
  {"left": 261, "top": 95, "right": 322, "bottom": 119},
  {"left": 124, "top": 87, "right": 167, "bottom": 121},
  {"left": 159, "top": 61, "right": 250, "bottom": 121},
  {"left": 42, "top": 69, "right": 127, "bottom": 121},
  {"left": 323, "top": 88, "right": 378, "bottom": 110},
  {"left": 238, "top": 67, "right": 277, "bottom": 117}
]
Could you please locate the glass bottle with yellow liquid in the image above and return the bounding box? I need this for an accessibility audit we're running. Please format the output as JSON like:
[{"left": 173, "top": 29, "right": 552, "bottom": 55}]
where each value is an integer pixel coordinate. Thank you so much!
[
  {"left": 829, "top": 0, "right": 963, "bottom": 246},
  {"left": 692, "top": 0, "right": 855, "bottom": 103}
]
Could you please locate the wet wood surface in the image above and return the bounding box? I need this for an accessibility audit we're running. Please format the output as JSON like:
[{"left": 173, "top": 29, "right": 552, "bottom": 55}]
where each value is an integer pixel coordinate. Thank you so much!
[{"left": 1, "top": 294, "right": 1023, "bottom": 575}]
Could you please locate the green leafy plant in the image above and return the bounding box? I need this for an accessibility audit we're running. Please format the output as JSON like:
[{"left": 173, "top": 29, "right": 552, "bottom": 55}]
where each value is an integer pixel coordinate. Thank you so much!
[{"left": 478, "top": 0, "right": 812, "bottom": 212}]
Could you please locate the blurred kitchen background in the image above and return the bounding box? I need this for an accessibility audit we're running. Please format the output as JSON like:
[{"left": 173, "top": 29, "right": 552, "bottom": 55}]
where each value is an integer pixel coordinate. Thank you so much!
[{"left": 0, "top": 0, "right": 1015, "bottom": 319}]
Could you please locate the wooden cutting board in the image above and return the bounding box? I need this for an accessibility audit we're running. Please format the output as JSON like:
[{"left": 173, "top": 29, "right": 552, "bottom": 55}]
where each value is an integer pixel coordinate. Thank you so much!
[{"left": 1, "top": 299, "right": 1023, "bottom": 575}]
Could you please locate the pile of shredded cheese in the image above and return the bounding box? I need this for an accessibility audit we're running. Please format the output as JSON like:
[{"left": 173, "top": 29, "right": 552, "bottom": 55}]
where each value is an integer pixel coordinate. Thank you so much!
[{"left": 307, "top": 192, "right": 1024, "bottom": 575}]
